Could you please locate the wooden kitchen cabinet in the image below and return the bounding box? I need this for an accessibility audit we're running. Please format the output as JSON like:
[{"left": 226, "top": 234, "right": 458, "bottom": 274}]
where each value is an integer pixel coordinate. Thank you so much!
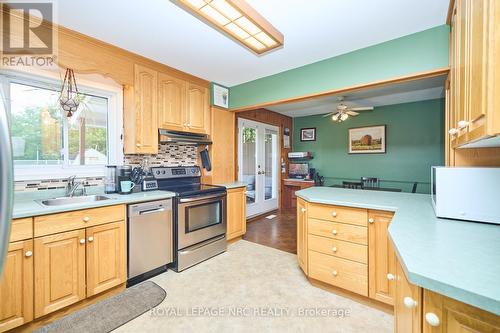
[
  {"left": 34, "top": 229, "right": 86, "bottom": 318},
  {"left": 394, "top": 259, "right": 422, "bottom": 333},
  {"left": 297, "top": 198, "right": 308, "bottom": 274},
  {"left": 227, "top": 187, "right": 246, "bottom": 240},
  {"left": 368, "top": 210, "right": 397, "bottom": 305},
  {"left": 423, "top": 289, "right": 500, "bottom": 332},
  {"left": 210, "top": 106, "right": 235, "bottom": 184},
  {"left": 86, "top": 221, "right": 126, "bottom": 297},
  {"left": 0, "top": 240, "right": 33, "bottom": 332},
  {"left": 186, "top": 82, "right": 210, "bottom": 134},
  {"left": 124, "top": 64, "right": 158, "bottom": 154},
  {"left": 448, "top": 0, "right": 500, "bottom": 147},
  {"left": 158, "top": 72, "right": 186, "bottom": 132}
]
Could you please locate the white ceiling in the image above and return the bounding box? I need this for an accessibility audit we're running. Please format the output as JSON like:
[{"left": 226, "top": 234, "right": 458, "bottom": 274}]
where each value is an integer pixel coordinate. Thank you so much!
[
  {"left": 267, "top": 75, "right": 447, "bottom": 117},
  {"left": 54, "top": 0, "right": 449, "bottom": 87}
]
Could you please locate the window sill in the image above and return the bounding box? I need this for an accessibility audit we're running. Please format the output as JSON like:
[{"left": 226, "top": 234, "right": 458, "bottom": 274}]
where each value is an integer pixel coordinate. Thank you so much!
[{"left": 14, "top": 166, "right": 105, "bottom": 181}]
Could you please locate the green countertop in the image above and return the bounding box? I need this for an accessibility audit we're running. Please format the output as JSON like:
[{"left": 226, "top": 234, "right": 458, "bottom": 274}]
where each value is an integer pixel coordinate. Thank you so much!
[
  {"left": 296, "top": 186, "right": 500, "bottom": 316},
  {"left": 13, "top": 187, "right": 176, "bottom": 219}
]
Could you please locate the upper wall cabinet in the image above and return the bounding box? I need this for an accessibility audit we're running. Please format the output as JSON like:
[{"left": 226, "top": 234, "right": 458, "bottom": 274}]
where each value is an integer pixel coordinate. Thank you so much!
[
  {"left": 448, "top": 0, "right": 500, "bottom": 147},
  {"left": 124, "top": 64, "right": 158, "bottom": 154},
  {"left": 186, "top": 82, "right": 210, "bottom": 134},
  {"left": 158, "top": 73, "right": 187, "bottom": 132}
]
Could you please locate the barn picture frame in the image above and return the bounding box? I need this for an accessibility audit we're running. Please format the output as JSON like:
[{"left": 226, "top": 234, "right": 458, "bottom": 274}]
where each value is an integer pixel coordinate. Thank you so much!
[{"left": 348, "top": 125, "right": 386, "bottom": 154}]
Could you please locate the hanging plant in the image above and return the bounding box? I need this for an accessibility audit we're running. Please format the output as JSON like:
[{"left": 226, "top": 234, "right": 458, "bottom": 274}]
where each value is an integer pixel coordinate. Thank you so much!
[{"left": 59, "top": 68, "right": 82, "bottom": 117}]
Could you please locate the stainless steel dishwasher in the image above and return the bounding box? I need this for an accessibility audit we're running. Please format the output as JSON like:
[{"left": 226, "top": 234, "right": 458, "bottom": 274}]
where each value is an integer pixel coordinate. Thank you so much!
[{"left": 127, "top": 199, "right": 173, "bottom": 286}]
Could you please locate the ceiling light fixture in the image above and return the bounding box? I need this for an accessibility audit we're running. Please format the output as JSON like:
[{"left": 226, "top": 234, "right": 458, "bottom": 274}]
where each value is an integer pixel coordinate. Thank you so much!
[{"left": 174, "top": 0, "right": 284, "bottom": 54}]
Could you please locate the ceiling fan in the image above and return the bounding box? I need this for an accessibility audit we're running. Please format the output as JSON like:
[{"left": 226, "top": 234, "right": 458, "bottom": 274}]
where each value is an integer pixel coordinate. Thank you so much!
[{"left": 322, "top": 96, "right": 374, "bottom": 122}]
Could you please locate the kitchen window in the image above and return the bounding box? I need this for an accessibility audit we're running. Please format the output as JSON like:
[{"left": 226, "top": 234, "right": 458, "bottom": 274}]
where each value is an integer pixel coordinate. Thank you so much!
[{"left": 0, "top": 71, "right": 123, "bottom": 180}]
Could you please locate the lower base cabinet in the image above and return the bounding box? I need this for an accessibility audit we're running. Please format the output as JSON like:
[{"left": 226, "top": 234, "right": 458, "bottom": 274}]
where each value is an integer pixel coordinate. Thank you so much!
[
  {"left": 34, "top": 229, "right": 87, "bottom": 318},
  {"left": 0, "top": 240, "right": 33, "bottom": 332},
  {"left": 394, "top": 259, "right": 422, "bottom": 333},
  {"left": 226, "top": 187, "right": 246, "bottom": 240}
]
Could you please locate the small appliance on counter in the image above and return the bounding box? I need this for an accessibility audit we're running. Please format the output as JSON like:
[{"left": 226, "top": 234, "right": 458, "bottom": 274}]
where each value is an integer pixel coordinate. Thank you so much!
[
  {"left": 431, "top": 167, "right": 500, "bottom": 224},
  {"left": 116, "top": 165, "right": 133, "bottom": 194},
  {"left": 289, "top": 162, "right": 309, "bottom": 179},
  {"left": 104, "top": 165, "right": 117, "bottom": 194}
]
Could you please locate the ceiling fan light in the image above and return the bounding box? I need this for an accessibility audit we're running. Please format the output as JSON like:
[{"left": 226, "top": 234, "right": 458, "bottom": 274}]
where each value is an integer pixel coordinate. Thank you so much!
[
  {"left": 332, "top": 114, "right": 340, "bottom": 121},
  {"left": 340, "top": 113, "right": 349, "bottom": 121}
]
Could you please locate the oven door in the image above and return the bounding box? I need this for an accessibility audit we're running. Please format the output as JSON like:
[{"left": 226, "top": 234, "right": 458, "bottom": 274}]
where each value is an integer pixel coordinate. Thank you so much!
[{"left": 177, "top": 192, "right": 227, "bottom": 249}]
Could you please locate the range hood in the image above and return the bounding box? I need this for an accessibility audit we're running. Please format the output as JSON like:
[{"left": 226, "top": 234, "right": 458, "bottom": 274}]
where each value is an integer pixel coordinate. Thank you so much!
[{"left": 159, "top": 129, "right": 212, "bottom": 145}]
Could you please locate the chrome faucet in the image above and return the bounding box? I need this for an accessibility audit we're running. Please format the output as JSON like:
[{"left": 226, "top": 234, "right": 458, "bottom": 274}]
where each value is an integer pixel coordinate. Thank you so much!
[{"left": 66, "top": 175, "right": 86, "bottom": 197}]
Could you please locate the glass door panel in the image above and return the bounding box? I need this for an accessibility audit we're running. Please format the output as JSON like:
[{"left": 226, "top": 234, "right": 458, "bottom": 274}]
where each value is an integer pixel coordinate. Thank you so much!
[
  {"left": 264, "top": 129, "right": 278, "bottom": 201},
  {"left": 240, "top": 125, "right": 257, "bottom": 205}
]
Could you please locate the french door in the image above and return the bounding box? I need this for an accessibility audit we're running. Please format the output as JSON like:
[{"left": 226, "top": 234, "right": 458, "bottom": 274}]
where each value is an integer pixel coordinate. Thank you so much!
[{"left": 238, "top": 118, "right": 279, "bottom": 217}]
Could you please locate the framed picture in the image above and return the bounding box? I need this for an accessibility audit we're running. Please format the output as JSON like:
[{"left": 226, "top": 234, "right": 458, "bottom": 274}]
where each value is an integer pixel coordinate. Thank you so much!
[
  {"left": 300, "top": 128, "right": 316, "bottom": 141},
  {"left": 348, "top": 125, "right": 386, "bottom": 154},
  {"left": 212, "top": 83, "right": 229, "bottom": 109}
]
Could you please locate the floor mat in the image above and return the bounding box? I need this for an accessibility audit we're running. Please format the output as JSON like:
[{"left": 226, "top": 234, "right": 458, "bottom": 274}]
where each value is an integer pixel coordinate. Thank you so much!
[{"left": 34, "top": 281, "right": 166, "bottom": 333}]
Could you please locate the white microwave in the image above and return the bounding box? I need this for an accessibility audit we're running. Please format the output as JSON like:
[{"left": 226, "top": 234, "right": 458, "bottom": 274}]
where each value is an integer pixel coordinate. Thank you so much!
[{"left": 431, "top": 167, "right": 500, "bottom": 224}]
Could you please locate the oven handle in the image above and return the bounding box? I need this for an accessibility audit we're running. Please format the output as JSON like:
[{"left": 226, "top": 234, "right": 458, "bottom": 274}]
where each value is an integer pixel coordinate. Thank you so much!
[{"left": 179, "top": 192, "right": 226, "bottom": 203}]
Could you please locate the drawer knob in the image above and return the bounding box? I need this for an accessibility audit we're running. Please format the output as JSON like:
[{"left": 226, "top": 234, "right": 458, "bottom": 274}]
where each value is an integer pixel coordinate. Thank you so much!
[
  {"left": 332, "top": 270, "right": 338, "bottom": 277},
  {"left": 425, "top": 312, "right": 440, "bottom": 327},
  {"left": 79, "top": 238, "right": 86, "bottom": 244},
  {"left": 301, "top": 208, "right": 306, "bottom": 213},
  {"left": 25, "top": 251, "right": 33, "bottom": 257},
  {"left": 331, "top": 212, "right": 337, "bottom": 217},
  {"left": 387, "top": 273, "right": 395, "bottom": 281},
  {"left": 458, "top": 120, "right": 469, "bottom": 129},
  {"left": 88, "top": 236, "right": 94, "bottom": 242},
  {"left": 83, "top": 216, "right": 90, "bottom": 222},
  {"left": 332, "top": 229, "right": 337, "bottom": 235},
  {"left": 368, "top": 218, "right": 374, "bottom": 223},
  {"left": 136, "top": 143, "right": 141, "bottom": 147},
  {"left": 403, "top": 296, "right": 418, "bottom": 309},
  {"left": 448, "top": 128, "right": 459, "bottom": 136},
  {"left": 332, "top": 246, "right": 337, "bottom": 253}
]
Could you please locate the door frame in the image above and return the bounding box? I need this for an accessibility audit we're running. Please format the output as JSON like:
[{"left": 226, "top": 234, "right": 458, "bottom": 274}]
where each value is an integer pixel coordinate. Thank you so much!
[{"left": 237, "top": 118, "right": 281, "bottom": 218}]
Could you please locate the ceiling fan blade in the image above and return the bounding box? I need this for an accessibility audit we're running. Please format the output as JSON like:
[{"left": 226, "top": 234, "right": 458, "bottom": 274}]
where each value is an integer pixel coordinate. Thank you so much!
[
  {"left": 350, "top": 106, "right": 374, "bottom": 111},
  {"left": 322, "top": 111, "right": 338, "bottom": 118},
  {"left": 346, "top": 111, "right": 359, "bottom": 116}
]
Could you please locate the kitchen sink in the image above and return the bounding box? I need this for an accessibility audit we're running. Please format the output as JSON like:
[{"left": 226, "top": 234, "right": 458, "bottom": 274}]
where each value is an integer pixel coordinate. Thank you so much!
[{"left": 37, "top": 195, "right": 112, "bottom": 206}]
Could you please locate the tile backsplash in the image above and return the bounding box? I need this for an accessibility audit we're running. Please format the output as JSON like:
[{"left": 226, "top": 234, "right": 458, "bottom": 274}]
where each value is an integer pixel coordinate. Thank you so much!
[{"left": 14, "top": 143, "right": 199, "bottom": 192}]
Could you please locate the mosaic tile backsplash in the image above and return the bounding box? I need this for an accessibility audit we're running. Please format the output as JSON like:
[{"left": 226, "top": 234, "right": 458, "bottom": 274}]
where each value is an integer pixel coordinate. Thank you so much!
[{"left": 15, "top": 144, "right": 199, "bottom": 192}]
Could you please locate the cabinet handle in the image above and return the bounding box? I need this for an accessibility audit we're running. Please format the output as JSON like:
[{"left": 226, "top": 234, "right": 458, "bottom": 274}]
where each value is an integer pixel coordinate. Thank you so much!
[
  {"left": 187, "top": 123, "right": 191, "bottom": 127},
  {"left": 332, "top": 229, "right": 337, "bottom": 235},
  {"left": 79, "top": 238, "right": 86, "bottom": 244},
  {"left": 331, "top": 211, "right": 337, "bottom": 217},
  {"left": 83, "top": 216, "right": 90, "bottom": 222},
  {"left": 25, "top": 251, "right": 33, "bottom": 257},
  {"left": 332, "top": 246, "right": 337, "bottom": 253},
  {"left": 403, "top": 296, "right": 418, "bottom": 309},
  {"left": 368, "top": 218, "right": 375, "bottom": 223},
  {"left": 448, "top": 128, "right": 459, "bottom": 136},
  {"left": 458, "top": 120, "right": 469, "bottom": 129},
  {"left": 301, "top": 208, "right": 306, "bottom": 213},
  {"left": 136, "top": 143, "right": 141, "bottom": 147},
  {"left": 386, "top": 273, "right": 395, "bottom": 281},
  {"left": 88, "top": 236, "right": 94, "bottom": 242},
  {"left": 332, "top": 270, "right": 338, "bottom": 277},
  {"left": 425, "top": 312, "right": 440, "bottom": 327}
]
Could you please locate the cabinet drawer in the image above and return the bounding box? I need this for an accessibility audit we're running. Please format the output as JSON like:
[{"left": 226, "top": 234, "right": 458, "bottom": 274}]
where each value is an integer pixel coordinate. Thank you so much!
[
  {"left": 308, "top": 203, "right": 367, "bottom": 226},
  {"left": 308, "top": 234, "right": 367, "bottom": 264},
  {"left": 10, "top": 218, "right": 33, "bottom": 242},
  {"left": 309, "top": 250, "right": 368, "bottom": 296},
  {"left": 34, "top": 205, "right": 125, "bottom": 237},
  {"left": 308, "top": 218, "right": 367, "bottom": 245}
]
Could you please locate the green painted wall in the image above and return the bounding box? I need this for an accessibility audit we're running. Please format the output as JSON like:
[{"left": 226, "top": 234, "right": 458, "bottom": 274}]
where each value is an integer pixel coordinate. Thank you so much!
[
  {"left": 230, "top": 25, "right": 449, "bottom": 109},
  {"left": 292, "top": 99, "right": 445, "bottom": 194}
]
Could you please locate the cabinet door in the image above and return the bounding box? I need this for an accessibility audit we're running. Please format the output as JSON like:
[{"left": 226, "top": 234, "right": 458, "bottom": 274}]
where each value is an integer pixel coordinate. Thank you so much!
[
  {"left": 134, "top": 64, "right": 158, "bottom": 153},
  {"left": 394, "top": 259, "right": 422, "bottom": 333},
  {"left": 227, "top": 188, "right": 246, "bottom": 240},
  {"left": 423, "top": 289, "right": 500, "bottom": 332},
  {"left": 0, "top": 240, "right": 33, "bottom": 332},
  {"left": 211, "top": 107, "right": 235, "bottom": 184},
  {"left": 297, "top": 198, "right": 308, "bottom": 274},
  {"left": 368, "top": 210, "right": 396, "bottom": 305},
  {"left": 34, "top": 229, "right": 86, "bottom": 318},
  {"left": 158, "top": 72, "right": 186, "bottom": 132},
  {"left": 86, "top": 221, "right": 126, "bottom": 297},
  {"left": 186, "top": 82, "right": 209, "bottom": 134},
  {"left": 457, "top": 0, "right": 470, "bottom": 140}
]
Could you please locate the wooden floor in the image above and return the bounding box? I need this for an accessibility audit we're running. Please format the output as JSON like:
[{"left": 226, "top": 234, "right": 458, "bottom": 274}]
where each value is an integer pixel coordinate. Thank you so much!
[{"left": 243, "top": 209, "right": 297, "bottom": 254}]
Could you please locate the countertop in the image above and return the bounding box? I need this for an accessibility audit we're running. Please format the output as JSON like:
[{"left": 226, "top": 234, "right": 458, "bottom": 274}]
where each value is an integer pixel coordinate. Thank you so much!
[
  {"left": 296, "top": 186, "right": 500, "bottom": 315},
  {"left": 13, "top": 187, "right": 176, "bottom": 219},
  {"left": 217, "top": 182, "right": 247, "bottom": 189}
]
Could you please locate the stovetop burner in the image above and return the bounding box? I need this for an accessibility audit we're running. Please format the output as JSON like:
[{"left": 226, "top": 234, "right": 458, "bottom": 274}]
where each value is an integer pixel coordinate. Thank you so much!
[{"left": 150, "top": 166, "right": 225, "bottom": 197}]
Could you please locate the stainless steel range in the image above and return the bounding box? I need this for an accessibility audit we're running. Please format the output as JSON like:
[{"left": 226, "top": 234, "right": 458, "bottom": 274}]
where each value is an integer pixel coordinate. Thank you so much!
[{"left": 151, "top": 166, "right": 227, "bottom": 272}]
